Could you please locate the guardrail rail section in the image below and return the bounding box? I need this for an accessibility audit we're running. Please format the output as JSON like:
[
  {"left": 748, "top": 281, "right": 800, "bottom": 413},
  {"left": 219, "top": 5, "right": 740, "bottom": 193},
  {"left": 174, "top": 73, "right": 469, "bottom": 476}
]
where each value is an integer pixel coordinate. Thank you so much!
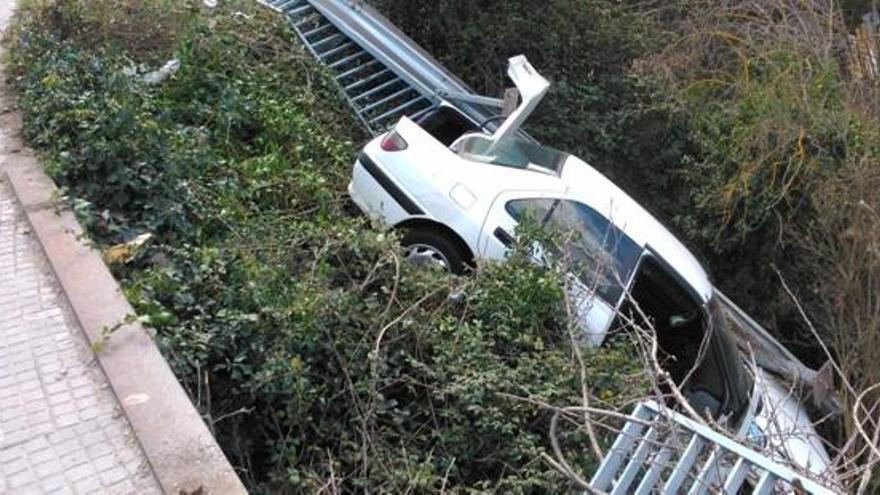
[
  {"left": 589, "top": 401, "right": 837, "bottom": 495},
  {"left": 257, "top": 0, "right": 502, "bottom": 134}
]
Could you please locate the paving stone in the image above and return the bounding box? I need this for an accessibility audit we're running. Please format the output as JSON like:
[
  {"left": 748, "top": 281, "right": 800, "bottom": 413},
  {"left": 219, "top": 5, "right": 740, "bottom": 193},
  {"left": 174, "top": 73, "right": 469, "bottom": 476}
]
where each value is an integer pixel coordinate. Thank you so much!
[
  {"left": 0, "top": 183, "right": 161, "bottom": 493},
  {"left": 74, "top": 476, "right": 102, "bottom": 494},
  {"left": 8, "top": 468, "right": 37, "bottom": 488},
  {"left": 28, "top": 449, "right": 55, "bottom": 467},
  {"left": 39, "top": 474, "right": 65, "bottom": 491}
]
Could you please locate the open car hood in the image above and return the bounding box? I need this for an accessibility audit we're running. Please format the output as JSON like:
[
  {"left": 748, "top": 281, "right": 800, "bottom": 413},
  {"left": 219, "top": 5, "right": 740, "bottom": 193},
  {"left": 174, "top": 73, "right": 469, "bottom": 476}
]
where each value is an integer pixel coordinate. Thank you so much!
[
  {"left": 452, "top": 55, "right": 550, "bottom": 162},
  {"left": 485, "top": 55, "right": 550, "bottom": 153}
]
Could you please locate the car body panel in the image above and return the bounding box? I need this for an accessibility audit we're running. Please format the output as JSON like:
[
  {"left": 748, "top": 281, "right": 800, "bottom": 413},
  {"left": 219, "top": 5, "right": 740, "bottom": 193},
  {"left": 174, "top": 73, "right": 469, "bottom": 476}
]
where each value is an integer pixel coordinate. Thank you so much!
[
  {"left": 487, "top": 55, "right": 550, "bottom": 152},
  {"left": 559, "top": 156, "right": 714, "bottom": 303},
  {"left": 753, "top": 371, "right": 833, "bottom": 477},
  {"left": 356, "top": 116, "right": 564, "bottom": 249}
]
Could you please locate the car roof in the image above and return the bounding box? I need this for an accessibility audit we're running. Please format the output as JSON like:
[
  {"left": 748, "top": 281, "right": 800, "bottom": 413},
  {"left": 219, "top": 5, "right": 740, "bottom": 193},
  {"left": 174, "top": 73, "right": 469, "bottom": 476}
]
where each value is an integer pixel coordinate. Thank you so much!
[{"left": 556, "top": 155, "right": 713, "bottom": 303}]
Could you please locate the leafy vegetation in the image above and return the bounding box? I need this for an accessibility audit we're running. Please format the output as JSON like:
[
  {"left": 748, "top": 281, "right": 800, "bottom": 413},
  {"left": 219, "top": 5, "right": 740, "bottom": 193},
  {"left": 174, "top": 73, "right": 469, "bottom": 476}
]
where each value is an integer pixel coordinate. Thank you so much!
[
  {"left": 7, "top": 0, "right": 647, "bottom": 491},
  {"left": 643, "top": 4, "right": 880, "bottom": 487},
  {"left": 11, "top": 0, "right": 880, "bottom": 489},
  {"left": 375, "top": 0, "right": 880, "bottom": 488}
]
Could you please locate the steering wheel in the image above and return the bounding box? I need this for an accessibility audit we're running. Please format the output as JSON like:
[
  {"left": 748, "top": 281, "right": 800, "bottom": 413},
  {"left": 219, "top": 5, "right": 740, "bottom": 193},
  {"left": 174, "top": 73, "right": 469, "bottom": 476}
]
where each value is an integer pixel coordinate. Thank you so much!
[{"left": 478, "top": 114, "right": 507, "bottom": 132}]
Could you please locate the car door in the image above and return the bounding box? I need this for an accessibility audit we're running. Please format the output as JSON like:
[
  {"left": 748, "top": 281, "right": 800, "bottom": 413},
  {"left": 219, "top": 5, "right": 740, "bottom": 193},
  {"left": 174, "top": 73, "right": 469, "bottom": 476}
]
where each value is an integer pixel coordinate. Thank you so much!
[
  {"left": 477, "top": 190, "right": 552, "bottom": 260},
  {"left": 479, "top": 192, "right": 639, "bottom": 346}
]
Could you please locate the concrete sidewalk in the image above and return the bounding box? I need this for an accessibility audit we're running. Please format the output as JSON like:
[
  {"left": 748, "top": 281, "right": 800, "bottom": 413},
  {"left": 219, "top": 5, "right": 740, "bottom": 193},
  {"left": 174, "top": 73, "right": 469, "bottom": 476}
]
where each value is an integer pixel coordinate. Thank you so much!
[
  {"left": 0, "top": 1, "right": 246, "bottom": 494},
  {"left": 0, "top": 182, "right": 161, "bottom": 494},
  {"left": 0, "top": 0, "right": 160, "bottom": 491}
]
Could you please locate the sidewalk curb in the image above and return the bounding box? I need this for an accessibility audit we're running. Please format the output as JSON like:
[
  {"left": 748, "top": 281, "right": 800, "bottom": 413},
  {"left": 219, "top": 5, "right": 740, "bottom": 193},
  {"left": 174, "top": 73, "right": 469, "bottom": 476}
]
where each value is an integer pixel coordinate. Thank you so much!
[{"left": 1, "top": 156, "right": 247, "bottom": 493}]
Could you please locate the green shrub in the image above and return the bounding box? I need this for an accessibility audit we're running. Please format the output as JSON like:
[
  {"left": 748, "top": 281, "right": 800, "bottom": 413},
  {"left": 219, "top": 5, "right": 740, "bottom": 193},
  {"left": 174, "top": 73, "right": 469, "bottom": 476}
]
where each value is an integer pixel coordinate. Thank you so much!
[
  {"left": 634, "top": 2, "right": 880, "bottom": 358},
  {"left": 8, "top": 1, "right": 646, "bottom": 491},
  {"left": 667, "top": 52, "right": 863, "bottom": 243}
]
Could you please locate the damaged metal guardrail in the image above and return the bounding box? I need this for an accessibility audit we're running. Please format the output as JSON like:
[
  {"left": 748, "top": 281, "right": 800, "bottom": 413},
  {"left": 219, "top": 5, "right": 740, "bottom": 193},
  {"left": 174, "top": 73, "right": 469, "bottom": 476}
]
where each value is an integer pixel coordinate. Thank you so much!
[
  {"left": 590, "top": 401, "right": 837, "bottom": 495},
  {"left": 256, "top": 0, "right": 503, "bottom": 134}
]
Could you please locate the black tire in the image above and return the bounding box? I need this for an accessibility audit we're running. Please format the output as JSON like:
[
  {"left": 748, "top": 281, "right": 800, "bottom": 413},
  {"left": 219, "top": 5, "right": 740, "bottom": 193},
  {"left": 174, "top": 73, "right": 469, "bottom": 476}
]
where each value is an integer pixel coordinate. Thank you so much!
[{"left": 400, "top": 228, "right": 468, "bottom": 275}]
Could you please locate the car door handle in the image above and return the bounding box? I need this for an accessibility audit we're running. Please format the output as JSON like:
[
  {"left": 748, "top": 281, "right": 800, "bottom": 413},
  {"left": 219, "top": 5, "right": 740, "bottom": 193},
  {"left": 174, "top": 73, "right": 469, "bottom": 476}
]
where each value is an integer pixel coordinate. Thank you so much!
[{"left": 493, "top": 227, "right": 515, "bottom": 247}]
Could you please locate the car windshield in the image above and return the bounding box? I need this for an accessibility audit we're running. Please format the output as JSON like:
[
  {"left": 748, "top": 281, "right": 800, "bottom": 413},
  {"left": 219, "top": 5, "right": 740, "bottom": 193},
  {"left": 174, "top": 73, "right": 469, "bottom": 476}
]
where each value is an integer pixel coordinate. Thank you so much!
[
  {"left": 506, "top": 198, "right": 642, "bottom": 305},
  {"left": 687, "top": 295, "right": 752, "bottom": 420},
  {"left": 458, "top": 134, "right": 568, "bottom": 173}
]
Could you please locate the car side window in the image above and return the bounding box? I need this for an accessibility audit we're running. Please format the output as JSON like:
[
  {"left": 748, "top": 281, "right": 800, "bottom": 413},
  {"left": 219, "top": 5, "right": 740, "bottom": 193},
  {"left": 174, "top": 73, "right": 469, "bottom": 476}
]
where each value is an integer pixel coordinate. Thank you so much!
[
  {"left": 505, "top": 198, "right": 641, "bottom": 304},
  {"left": 505, "top": 198, "right": 555, "bottom": 224}
]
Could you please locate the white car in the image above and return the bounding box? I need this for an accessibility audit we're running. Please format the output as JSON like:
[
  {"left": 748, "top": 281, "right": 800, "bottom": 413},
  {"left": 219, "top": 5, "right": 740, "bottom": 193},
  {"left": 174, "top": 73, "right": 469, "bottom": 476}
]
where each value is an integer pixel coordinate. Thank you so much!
[{"left": 348, "top": 56, "right": 833, "bottom": 480}]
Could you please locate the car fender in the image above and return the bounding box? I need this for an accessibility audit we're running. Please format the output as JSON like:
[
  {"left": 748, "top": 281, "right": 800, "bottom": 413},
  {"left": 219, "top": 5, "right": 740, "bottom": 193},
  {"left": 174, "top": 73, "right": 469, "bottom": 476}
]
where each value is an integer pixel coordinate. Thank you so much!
[{"left": 752, "top": 370, "right": 834, "bottom": 479}]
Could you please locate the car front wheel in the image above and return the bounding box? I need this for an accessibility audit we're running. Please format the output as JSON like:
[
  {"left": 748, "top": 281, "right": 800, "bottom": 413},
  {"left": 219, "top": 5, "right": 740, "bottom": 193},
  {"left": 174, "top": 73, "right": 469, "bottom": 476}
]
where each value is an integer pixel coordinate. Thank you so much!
[{"left": 400, "top": 229, "right": 468, "bottom": 275}]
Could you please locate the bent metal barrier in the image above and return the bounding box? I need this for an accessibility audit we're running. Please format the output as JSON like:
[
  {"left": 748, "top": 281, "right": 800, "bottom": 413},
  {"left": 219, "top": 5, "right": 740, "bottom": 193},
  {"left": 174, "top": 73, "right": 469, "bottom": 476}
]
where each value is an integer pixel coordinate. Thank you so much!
[
  {"left": 590, "top": 401, "right": 837, "bottom": 495},
  {"left": 257, "top": 0, "right": 505, "bottom": 135},
  {"left": 255, "top": 2, "right": 840, "bottom": 493}
]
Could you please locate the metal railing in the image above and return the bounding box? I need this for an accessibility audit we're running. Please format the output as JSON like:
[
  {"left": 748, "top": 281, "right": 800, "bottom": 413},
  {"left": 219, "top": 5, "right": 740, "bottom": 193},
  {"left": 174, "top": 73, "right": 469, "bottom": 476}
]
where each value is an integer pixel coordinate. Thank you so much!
[
  {"left": 256, "top": 0, "right": 502, "bottom": 134},
  {"left": 589, "top": 401, "right": 837, "bottom": 495}
]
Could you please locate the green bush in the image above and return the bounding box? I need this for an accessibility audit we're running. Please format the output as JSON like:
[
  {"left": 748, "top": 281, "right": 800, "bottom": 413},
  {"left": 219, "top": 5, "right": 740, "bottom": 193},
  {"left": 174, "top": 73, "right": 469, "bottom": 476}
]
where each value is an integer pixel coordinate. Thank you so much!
[
  {"left": 665, "top": 52, "right": 865, "bottom": 244},
  {"left": 8, "top": 1, "right": 646, "bottom": 491},
  {"left": 634, "top": 2, "right": 880, "bottom": 363}
]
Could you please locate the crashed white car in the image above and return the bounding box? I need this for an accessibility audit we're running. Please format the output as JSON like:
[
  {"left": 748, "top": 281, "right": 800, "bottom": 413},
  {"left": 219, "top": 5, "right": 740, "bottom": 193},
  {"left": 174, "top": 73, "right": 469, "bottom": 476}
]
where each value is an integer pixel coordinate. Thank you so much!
[{"left": 348, "top": 56, "right": 833, "bottom": 478}]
